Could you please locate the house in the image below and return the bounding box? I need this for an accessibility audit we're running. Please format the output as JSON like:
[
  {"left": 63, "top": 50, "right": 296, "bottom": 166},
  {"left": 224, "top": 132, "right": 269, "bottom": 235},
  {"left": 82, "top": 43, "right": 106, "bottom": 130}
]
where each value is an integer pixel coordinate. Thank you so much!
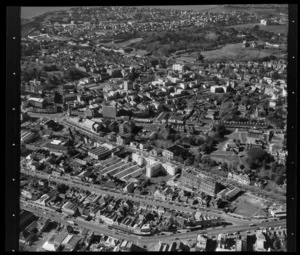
[
  {"left": 260, "top": 19, "right": 267, "bottom": 25},
  {"left": 196, "top": 234, "right": 207, "bottom": 251}
]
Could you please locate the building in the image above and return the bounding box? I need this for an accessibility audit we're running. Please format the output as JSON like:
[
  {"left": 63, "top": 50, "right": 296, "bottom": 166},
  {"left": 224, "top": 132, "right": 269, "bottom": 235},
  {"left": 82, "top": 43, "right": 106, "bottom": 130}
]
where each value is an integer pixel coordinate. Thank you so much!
[
  {"left": 123, "top": 182, "right": 135, "bottom": 193},
  {"left": 227, "top": 172, "right": 251, "bottom": 185},
  {"left": 236, "top": 236, "right": 247, "bottom": 251},
  {"left": 102, "top": 102, "right": 117, "bottom": 118},
  {"left": 31, "top": 149, "right": 50, "bottom": 160},
  {"left": 210, "top": 85, "right": 226, "bottom": 93},
  {"left": 63, "top": 93, "right": 78, "bottom": 103},
  {"left": 132, "top": 153, "right": 145, "bottom": 166},
  {"left": 42, "top": 240, "right": 59, "bottom": 252},
  {"left": 35, "top": 194, "right": 53, "bottom": 206},
  {"left": 161, "top": 162, "right": 179, "bottom": 176},
  {"left": 199, "top": 175, "right": 223, "bottom": 197},
  {"left": 196, "top": 234, "right": 207, "bottom": 251},
  {"left": 20, "top": 209, "right": 36, "bottom": 232},
  {"left": 123, "top": 80, "right": 133, "bottom": 90},
  {"left": 260, "top": 19, "right": 267, "bottom": 25},
  {"left": 146, "top": 162, "right": 161, "bottom": 178},
  {"left": 181, "top": 169, "right": 223, "bottom": 197},
  {"left": 28, "top": 97, "right": 45, "bottom": 108},
  {"left": 43, "top": 143, "right": 68, "bottom": 155},
  {"left": 254, "top": 230, "right": 267, "bottom": 251},
  {"left": 162, "top": 144, "right": 187, "bottom": 160},
  {"left": 268, "top": 206, "right": 286, "bottom": 218},
  {"left": 172, "top": 63, "right": 187, "bottom": 73},
  {"left": 61, "top": 201, "right": 79, "bottom": 216},
  {"left": 21, "top": 130, "right": 36, "bottom": 144},
  {"left": 88, "top": 144, "right": 116, "bottom": 160}
]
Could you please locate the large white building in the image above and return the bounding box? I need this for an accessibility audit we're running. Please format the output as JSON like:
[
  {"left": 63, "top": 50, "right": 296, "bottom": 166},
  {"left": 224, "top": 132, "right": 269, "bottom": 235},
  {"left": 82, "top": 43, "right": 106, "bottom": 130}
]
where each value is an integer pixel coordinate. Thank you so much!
[
  {"left": 146, "top": 162, "right": 161, "bottom": 178},
  {"left": 162, "top": 162, "right": 179, "bottom": 176}
]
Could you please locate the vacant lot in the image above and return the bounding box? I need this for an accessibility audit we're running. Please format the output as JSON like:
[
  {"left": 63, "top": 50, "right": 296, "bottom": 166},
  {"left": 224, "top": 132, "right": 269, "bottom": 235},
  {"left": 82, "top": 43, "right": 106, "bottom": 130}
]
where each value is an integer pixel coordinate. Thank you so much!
[
  {"left": 202, "top": 42, "right": 285, "bottom": 62},
  {"left": 233, "top": 193, "right": 268, "bottom": 217}
]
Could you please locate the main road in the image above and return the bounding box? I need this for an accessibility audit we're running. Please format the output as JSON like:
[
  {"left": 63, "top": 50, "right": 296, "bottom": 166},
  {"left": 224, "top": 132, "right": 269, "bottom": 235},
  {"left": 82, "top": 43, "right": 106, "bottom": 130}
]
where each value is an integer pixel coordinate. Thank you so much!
[
  {"left": 21, "top": 201, "right": 286, "bottom": 247},
  {"left": 21, "top": 168, "right": 260, "bottom": 226}
]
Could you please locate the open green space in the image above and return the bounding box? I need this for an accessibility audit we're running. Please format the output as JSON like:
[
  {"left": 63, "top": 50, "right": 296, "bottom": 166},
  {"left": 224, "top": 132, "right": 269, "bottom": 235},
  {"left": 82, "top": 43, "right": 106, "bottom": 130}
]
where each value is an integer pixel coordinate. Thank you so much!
[
  {"left": 233, "top": 193, "right": 268, "bottom": 217},
  {"left": 201, "top": 42, "right": 286, "bottom": 62}
]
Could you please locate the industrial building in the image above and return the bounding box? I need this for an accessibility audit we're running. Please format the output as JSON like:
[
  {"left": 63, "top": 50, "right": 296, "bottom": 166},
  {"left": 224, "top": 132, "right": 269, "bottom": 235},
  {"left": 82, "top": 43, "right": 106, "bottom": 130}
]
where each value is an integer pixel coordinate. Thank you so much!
[
  {"left": 181, "top": 169, "right": 224, "bottom": 197},
  {"left": 96, "top": 156, "right": 144, "bottom": 182},
  {"left": 88, "top": 144, "right": 114, "bottom": 160},
  {"left": 43, "top": 142, "right": 68, "bottom": 155},
  {"left": 21, "top": 129, "right": 36, "bottom": 144}
]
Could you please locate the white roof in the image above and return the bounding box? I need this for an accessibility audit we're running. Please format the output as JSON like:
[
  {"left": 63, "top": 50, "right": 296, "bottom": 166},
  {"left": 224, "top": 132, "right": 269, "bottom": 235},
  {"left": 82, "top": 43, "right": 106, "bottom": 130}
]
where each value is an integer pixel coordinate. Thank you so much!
[
  {"left": 42, "top": 241, "right": 57, "bottom": 251},
  {"left": 51, "top": 139, "right": 62, "bottom": 145},
  {"left": 82, "top": 119, "right": 95, "bottom": 130},
  {"left": 101, "top": 143, "right": 115, "bottom": 150},
  {"left": 28, "top": 97, "right": 44, "bottom": 103},
  {"left": 62, "top": 234, "right": 73, "bottom": 244}
]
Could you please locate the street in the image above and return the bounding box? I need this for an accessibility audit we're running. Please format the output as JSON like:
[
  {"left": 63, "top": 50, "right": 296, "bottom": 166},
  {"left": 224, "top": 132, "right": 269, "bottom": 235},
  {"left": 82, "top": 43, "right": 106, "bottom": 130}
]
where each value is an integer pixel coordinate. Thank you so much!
[
  {"left": 21, "top": 168, "right": 260, "bottom": 226},
  {"left": 21, "top": 201, "right": 286, "bottom": 247}
]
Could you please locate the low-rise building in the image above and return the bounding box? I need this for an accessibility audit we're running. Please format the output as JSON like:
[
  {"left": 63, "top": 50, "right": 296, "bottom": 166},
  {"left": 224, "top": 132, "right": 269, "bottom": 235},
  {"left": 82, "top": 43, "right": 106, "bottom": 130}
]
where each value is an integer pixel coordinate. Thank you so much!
[
  {"left": 61, "top": 201, "right": 79, "bottom": 216},
  {"left": 228, "top": 172, "right": 250, "bottom": 185}
]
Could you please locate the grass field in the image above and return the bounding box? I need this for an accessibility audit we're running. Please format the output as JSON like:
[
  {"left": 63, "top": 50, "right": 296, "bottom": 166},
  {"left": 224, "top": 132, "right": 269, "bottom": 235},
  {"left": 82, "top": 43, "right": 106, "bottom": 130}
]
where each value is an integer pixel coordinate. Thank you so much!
[
  {"left": 233, "top": 193, "right": 268, "bottom": 217},
  {"left": 202, "top": 42, "right": 286, "bottom": 62}
]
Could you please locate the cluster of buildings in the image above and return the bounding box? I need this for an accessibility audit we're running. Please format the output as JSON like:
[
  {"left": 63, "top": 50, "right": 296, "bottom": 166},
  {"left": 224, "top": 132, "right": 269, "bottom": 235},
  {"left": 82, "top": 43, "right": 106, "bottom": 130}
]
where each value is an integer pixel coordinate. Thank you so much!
[
  {"left": 22, "top": 6, "right": 260, "bottom": 41},
  {"left": 155, "top": 227, "right": 287, "bottom": 252}
]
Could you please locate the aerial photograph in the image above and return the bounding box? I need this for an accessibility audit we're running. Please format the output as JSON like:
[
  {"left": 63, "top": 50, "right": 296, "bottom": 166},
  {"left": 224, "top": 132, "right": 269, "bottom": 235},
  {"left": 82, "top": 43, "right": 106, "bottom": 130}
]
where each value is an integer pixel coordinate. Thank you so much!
[{"left": 19, "top": 4, "right": 288, "bottom": 252}]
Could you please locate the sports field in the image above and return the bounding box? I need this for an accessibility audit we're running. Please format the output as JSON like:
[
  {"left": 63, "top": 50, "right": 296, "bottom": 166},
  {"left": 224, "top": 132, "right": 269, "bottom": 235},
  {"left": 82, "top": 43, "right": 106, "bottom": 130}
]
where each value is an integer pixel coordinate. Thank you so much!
[{"left": 233, "top": 193, "right": 269, "bottom": 217}]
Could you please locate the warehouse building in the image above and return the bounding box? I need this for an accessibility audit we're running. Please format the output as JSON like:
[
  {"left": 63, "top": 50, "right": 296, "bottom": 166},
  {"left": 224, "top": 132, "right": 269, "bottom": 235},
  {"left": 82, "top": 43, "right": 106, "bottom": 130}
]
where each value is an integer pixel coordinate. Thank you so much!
[
  {"left": 21, "top": 129, "right": 36, "bottom": 144},
  {"left": 88, "top": 144, "right": 116, "bottom": 160}
]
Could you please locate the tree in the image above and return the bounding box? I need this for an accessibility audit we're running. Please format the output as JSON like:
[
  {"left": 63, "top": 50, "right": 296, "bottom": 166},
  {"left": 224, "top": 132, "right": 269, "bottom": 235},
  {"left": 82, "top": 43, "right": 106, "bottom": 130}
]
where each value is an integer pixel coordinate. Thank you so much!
[
  {"left": 66, "top": 225, "right": 74, "bottom": 233},
  {"left": 212, "top": 124, "right": 226, "bottom": 138},
  {"left": 274, "top": 175, "right": 285, "bottom": 185},
  {"left": 273, "top": 238, "right": 281, "bottom": 251},
  {"left": 177, "top": 155, "right": 184, "bottom": 164},
  {"left": 246, "top": 147, "right": 267, "bottom": 169},
  {"left": 54, "top": 91, "right": 63, "bottom": 104},
  {"left": 198, "top": 53, "right": 204, "bottom": 61},
  {"left": 253, "top": 25, "right": 260, "bottom": 31}
]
